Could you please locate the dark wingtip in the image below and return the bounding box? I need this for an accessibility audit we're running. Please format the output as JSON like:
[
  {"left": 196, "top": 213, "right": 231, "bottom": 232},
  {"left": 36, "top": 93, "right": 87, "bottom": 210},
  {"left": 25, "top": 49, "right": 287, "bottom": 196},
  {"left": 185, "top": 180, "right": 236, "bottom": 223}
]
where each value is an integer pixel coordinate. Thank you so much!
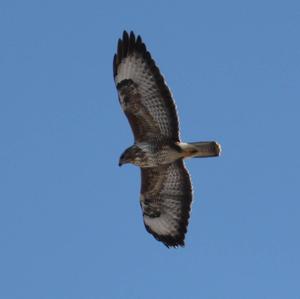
[
  {"left": 113, "top": 54, "right": 117, "bottom": 77},
  {"left": 114, "top": 30, "right": 139, "bottom": 78},
  {"left": 161, "top": 236, "right": 185, "bottom": 248},
  {"left": 144, "top": 224, "right": 186, "bottom": 248},
  {"left": 136, "top": 35, "right": 142, "bottom": 44},
  {"left": 117, "top": 38, "right": 122, "bottom": 58},
  {"left": 122, "top": 31, "right": 129, "bottom": 57},
  {"left": 129, "top": 31, "right": 135, "bottom": 42},
  {"left": 122, "top": 30, "right": 128, "bottom": 40}
]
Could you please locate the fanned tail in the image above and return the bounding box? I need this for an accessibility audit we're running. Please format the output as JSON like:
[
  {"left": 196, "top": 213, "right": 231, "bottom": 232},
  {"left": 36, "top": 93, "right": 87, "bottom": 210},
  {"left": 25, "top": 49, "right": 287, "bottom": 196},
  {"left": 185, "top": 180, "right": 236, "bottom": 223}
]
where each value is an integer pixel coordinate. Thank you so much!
[{"left": 179, "top": 141, "right": 221, "bottom": 158}]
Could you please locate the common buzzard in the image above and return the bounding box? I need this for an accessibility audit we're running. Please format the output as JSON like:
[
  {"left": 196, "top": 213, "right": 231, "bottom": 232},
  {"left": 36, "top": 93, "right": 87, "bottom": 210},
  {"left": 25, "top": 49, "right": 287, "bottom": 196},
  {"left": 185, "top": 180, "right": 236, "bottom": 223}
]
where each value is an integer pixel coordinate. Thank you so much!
[{"left": 113, "top": 31, "right": 221, "bottom": 247}]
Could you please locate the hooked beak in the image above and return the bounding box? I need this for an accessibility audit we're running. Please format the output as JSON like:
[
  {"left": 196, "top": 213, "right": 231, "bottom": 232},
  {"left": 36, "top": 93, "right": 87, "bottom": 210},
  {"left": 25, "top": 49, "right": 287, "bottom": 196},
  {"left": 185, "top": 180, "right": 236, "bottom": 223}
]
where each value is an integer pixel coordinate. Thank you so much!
[{"left": 118, "top": 158, "right": 124, "bottom": 167}]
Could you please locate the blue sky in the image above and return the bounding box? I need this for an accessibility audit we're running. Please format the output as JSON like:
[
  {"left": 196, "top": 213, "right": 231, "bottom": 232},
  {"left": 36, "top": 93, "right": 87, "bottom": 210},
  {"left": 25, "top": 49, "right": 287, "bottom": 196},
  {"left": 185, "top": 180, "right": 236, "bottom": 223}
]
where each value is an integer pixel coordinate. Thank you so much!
[{"left": 1, "top": 0, "right": 300, "bottom": 298}]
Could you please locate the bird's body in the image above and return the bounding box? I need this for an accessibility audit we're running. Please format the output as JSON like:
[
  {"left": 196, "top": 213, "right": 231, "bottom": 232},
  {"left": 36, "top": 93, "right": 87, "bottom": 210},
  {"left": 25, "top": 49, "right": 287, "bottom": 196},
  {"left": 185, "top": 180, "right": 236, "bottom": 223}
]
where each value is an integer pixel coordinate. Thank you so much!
[
  {"left": 121, "top": 140, "right": 220, "bottom": 168},
  {"left": 113, "top": 31, "right": 221, "bottom": 247},
  {"left": 120, "top": 140, "right": 182, "bottom": 168}
]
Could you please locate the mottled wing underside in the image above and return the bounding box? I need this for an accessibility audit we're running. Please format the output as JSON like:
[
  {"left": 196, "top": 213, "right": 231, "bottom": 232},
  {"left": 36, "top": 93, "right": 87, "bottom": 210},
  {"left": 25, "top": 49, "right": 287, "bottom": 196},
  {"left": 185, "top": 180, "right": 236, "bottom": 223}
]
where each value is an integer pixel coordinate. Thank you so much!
[
  {"left": 140, "top": 160, "right": 193, "bottom": 247},
  {"left": 113, "top": 31, "right": 180, "bottom": 142}
]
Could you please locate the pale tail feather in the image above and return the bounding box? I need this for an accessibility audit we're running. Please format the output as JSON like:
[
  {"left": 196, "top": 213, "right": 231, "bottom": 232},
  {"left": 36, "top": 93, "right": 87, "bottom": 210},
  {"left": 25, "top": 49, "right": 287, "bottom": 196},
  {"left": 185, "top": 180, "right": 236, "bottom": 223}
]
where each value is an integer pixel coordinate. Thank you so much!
[{"left": 179, "top": 141, "right": 221, "bottom": 158}]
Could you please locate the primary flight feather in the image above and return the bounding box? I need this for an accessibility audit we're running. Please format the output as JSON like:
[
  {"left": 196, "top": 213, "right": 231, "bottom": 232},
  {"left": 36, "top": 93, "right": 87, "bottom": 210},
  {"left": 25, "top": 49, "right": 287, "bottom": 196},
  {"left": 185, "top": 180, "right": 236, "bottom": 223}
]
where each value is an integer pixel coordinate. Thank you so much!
[{"left": 113, "top": 31, "right": 221, "bottom": 247}]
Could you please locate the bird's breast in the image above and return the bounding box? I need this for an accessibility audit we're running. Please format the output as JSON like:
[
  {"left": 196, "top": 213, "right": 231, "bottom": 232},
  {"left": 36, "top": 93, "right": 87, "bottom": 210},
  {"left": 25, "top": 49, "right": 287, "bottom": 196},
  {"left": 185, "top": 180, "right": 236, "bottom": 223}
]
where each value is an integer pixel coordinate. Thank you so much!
[{"left": 134, "top": 142, "right": 182, "bottom": 168}]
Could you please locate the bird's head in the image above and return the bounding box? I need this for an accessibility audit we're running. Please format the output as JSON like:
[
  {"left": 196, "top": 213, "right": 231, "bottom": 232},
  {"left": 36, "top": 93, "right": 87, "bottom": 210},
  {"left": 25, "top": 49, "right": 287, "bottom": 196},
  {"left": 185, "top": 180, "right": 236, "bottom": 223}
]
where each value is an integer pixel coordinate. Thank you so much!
[
  {"left": 119, "top": 145, "right": 144, "bottom": 167},
  {"left": 119, "top": 146, "right": 135, "bottom": 166}
]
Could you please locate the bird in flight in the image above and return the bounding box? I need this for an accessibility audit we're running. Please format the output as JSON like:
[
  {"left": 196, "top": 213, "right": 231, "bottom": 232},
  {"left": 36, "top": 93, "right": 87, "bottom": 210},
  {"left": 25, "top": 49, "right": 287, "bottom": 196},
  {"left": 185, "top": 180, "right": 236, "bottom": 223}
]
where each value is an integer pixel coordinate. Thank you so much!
[{"left": 113, "top": 31, "right": 221, "bottom": 247}]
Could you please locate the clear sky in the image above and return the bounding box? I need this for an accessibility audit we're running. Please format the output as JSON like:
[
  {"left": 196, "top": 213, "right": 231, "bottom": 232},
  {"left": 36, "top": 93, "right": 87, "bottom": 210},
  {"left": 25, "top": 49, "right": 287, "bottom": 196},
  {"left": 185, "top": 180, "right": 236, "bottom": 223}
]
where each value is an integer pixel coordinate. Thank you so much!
[{"left": 1, "top": 1, "right": 300, "bottom": 298}]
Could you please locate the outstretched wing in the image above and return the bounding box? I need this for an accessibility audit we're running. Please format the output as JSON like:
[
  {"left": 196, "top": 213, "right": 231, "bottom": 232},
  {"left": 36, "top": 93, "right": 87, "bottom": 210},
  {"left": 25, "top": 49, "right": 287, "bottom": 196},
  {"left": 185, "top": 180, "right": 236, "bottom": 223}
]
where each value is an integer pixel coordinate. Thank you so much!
[
  {"left": 113, "top": 31, "right": 180, "bottom": 143},
  {"left": 140, "top": 160, "right": 193, "bottom": 247}
]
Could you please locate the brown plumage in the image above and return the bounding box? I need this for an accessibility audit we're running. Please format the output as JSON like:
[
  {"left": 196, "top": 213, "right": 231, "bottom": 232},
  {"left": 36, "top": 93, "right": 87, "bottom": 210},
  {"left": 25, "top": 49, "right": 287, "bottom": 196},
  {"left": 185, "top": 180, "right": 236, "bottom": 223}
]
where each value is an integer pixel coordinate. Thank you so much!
[{"left": 113, "top": 31, "right": 221, "bottom": 247}]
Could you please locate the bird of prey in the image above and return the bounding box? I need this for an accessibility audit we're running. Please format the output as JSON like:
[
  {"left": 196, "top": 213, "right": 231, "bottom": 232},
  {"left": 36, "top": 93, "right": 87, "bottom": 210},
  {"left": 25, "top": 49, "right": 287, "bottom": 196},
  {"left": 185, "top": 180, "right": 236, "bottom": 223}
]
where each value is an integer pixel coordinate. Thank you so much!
[{"left": 113, "top": 31, "right": 221, "bottom": 247}]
